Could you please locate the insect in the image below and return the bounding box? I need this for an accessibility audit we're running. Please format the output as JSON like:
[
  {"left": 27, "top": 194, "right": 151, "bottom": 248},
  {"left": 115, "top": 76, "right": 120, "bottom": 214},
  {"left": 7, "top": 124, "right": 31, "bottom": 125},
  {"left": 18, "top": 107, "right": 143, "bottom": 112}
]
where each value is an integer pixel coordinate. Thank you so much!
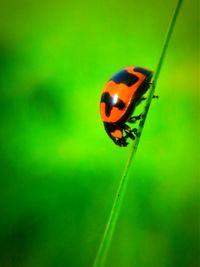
[{"left": 100, "top": 66, "right": 154, "bottom": 147}]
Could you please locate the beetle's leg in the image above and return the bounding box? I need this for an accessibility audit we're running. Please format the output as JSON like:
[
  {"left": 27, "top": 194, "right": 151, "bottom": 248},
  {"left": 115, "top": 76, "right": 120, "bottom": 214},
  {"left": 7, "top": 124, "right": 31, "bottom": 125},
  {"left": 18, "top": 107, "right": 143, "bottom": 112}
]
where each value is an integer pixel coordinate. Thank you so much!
[
  {"left": 125, "top": 131, "right": 135, "bottom": 140},
  {"left": 138, "top": 94, "right": 158, "bottom": 102},
  {"left": 130, "top": 127, "right": 139, "bottom": 137},
  {"left": 131, "top": 128, "right": 138, "bottom": 135},
  {"left": 121, "top": 137, "right": 129, "bottom": 147},
  {"left": 128, "top": 114, "right": 143, "bottom": 123},
  {"left": 136, "top": 94, "right": 159, "bottom": 106},
  {"left": 125, "top": 125, "right": 139, "bottom": 137},
  {"left": 136, "top": 96, "right": 147, "bottom": 106},
  {"left": 115, "top": 136, "right": 129, "bottom": 147},
  {"left": 148, "top": 81, "right": 158, "bottom": 98},
  {"left": 149, "top": 81, "right": 155, "bottom": 89},
  {"left": 124, "top": 125, "right": 136, "bottom": 140},
  {"left": 153, "top": 95, "right": 159, "bottom": 99}
]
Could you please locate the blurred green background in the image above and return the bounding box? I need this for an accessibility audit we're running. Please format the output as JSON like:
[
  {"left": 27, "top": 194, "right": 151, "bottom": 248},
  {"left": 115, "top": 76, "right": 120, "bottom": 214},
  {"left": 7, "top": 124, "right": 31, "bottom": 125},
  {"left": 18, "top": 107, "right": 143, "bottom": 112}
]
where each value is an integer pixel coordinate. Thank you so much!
[{"left": 0, "top": 0, "right": 199, "bottom": 266}]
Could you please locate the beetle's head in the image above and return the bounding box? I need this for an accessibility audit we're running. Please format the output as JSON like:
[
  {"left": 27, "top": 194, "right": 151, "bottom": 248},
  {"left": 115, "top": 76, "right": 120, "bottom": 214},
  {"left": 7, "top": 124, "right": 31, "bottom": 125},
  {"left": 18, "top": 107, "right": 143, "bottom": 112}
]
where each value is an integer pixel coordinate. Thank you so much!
[{"left": 103, "top": 123, "right": 128, "bottom": 147}]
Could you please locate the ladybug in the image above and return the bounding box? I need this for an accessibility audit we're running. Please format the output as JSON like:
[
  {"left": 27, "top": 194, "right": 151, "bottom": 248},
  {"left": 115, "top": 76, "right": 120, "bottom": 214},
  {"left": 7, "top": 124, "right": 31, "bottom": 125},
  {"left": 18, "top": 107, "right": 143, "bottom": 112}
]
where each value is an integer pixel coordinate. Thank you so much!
[{"left": 100, "top": 66, "right": 154, "bottom": 147}]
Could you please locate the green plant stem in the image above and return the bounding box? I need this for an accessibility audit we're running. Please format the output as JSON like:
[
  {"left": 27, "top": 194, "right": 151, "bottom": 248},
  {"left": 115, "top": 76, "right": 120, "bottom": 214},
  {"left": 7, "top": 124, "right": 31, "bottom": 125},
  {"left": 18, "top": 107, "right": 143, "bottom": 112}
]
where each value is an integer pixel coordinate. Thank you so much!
[{"left": 93, "top": 1, "right": 183, "bottom": 266}]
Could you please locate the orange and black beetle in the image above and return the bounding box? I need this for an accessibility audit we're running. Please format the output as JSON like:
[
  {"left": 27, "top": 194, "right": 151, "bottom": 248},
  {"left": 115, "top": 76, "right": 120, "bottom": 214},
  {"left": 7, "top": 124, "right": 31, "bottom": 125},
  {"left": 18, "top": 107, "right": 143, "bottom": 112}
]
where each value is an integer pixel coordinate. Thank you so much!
[{"left": 100, "top": 66, "right": 153, "bottom": 147}]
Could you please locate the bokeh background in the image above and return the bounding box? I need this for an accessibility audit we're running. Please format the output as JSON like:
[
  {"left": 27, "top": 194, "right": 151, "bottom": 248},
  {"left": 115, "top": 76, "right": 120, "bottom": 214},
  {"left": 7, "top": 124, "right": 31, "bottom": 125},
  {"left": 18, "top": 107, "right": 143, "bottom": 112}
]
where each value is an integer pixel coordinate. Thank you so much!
[{"left": 0, "top": 0, "right": 199, "bottom": 266}]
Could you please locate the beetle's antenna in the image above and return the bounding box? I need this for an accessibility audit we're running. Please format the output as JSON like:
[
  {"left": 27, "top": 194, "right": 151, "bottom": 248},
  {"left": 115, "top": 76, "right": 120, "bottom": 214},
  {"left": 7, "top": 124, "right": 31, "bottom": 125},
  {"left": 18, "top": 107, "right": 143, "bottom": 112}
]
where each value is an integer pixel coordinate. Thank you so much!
[{"left": 93, "top": 1, "right": 183, "bottom": 266}]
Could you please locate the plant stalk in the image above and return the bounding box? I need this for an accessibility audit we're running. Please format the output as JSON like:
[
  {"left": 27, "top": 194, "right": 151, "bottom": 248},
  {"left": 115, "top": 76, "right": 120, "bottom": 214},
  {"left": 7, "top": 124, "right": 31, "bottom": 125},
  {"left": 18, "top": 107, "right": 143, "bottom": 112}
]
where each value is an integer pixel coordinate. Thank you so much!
[{"left": 93, "top": 1, "right": 183, "bottom": 266}]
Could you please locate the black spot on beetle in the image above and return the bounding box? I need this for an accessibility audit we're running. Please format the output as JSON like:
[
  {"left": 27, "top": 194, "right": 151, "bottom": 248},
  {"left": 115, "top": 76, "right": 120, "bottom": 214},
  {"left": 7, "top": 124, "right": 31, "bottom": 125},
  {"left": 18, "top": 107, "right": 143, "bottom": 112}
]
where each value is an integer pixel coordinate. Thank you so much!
[
  {"left": 111, "top": 69, "right": 139, "bottom": 86},
  {"left": 101, "top": 92, "right": 125, "bottom": 117},
  {"left": 134, "top": 67, "right": 152, "bottom": 77}
]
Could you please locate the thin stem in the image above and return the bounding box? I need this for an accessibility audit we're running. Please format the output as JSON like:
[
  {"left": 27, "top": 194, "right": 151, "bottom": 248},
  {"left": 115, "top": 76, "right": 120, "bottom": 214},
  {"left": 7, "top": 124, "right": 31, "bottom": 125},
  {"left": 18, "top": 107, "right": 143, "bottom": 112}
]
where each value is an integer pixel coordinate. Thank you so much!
[
  {"left": 93, "top": 1, "right": 183, "bottom": 266},
  {"left": 153, "top": 0, "right": 183, "bottom": 86}
]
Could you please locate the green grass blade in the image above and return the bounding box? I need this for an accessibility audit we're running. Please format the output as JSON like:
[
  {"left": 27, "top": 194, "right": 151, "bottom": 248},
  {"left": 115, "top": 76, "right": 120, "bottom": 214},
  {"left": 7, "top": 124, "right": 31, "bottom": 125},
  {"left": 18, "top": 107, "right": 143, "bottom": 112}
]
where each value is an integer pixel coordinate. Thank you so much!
[{"left": 93, "top": 1, "right": 183, "bottom": 266}]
